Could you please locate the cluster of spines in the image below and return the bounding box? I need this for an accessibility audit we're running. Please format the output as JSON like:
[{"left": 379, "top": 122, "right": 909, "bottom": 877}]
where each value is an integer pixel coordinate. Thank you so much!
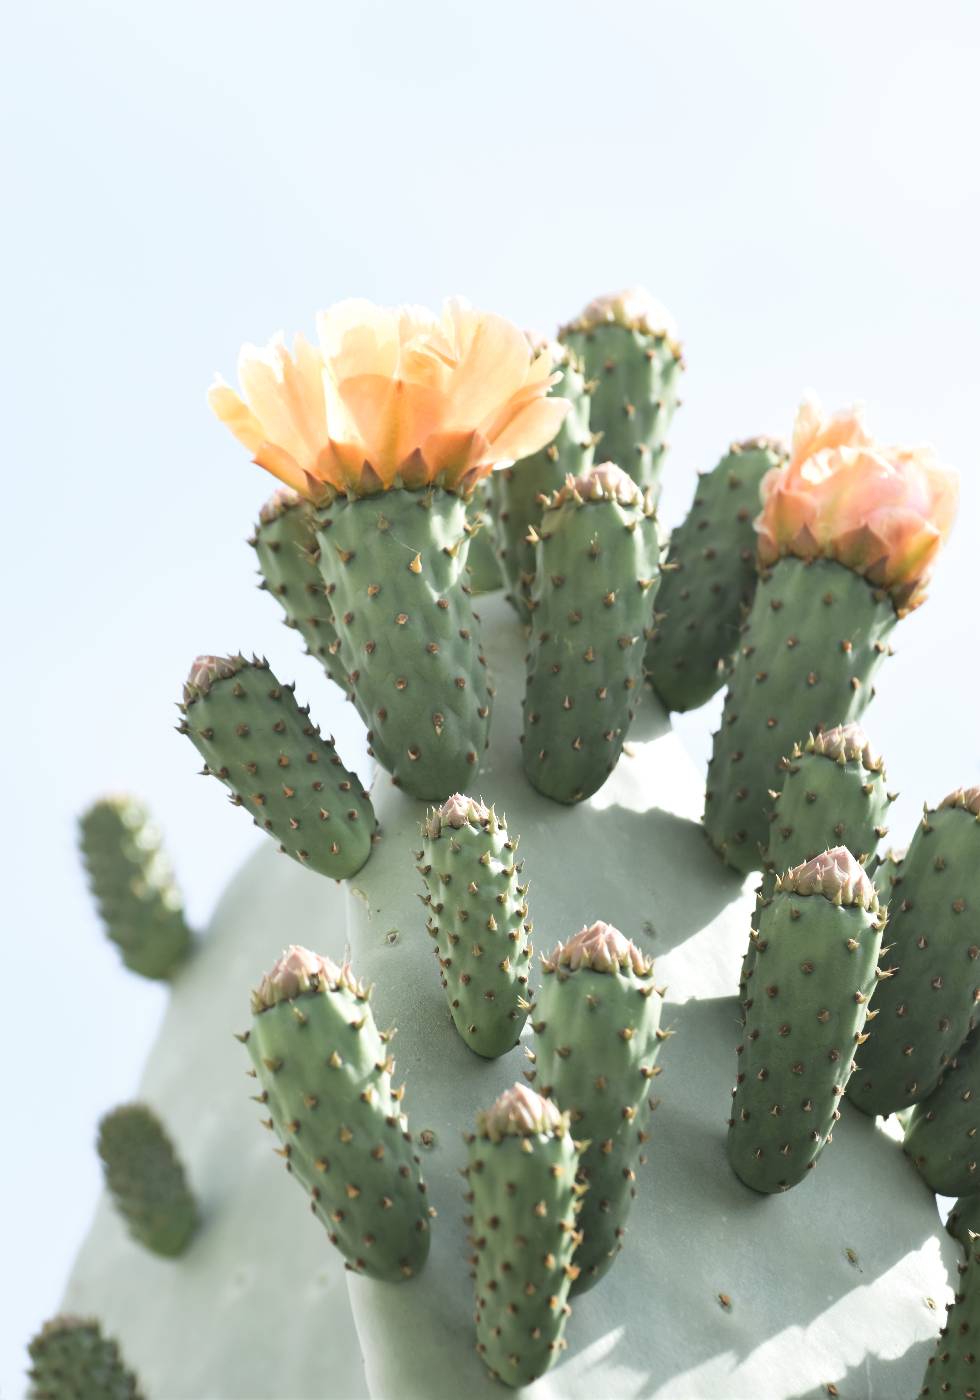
[
  {"left": 179, "top": 654, "right": 375, "bottom": 880},
  {"left": 417, "top": 794, "right": 532, "bottom": 1058},
  {"left": 464, "top": 1084, "right": 584, "bottom": 1388},
  {"left": 243, "top": 945, "right": 433, "bottom": 1282},
  {"left": 27, "top": 1315, "right": 143, "bottom": 1400},
  {"left": 78, "top": 796, "right": 192, "bottom": 981},
  {"left": 97, "top": 1104, "right": 198, "bottom": 1257},
  {"left": 527, "top": 921, "right": 668, "bottom": 1291}
]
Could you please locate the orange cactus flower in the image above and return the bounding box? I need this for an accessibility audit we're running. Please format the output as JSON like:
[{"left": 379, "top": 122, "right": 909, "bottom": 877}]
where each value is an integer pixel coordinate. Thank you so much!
[
  {"left": 756, "top": 394, "right": 958, "bottom": 612},
  {"left": 208, "top": 299, "right": 569, "bottom": 499}
]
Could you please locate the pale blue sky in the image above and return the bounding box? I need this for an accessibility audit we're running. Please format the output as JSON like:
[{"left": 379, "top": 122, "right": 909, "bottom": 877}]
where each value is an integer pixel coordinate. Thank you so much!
[{"left": 4, "top": 1, "right": 980, "bottom": 1393}]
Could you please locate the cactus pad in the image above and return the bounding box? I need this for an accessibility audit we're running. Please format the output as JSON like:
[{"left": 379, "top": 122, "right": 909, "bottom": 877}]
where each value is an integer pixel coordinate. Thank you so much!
[
  {"left": 96, "top": 1104, "right": 198, "bottom": 1257},
  {"left": 904, "top": 1029, "right": 980, "bottom": 1196},
  {"left": 27, "top": 1316, "right": 143, "bottom": 1400}
]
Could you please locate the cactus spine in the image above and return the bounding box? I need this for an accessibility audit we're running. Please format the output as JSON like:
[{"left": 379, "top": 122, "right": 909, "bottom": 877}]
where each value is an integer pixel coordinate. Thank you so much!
[
  {"left": 530, "top": 922, "right": 667, "bottom": 1292},
  {"left": 244, "top": 945, "right": 432, "bottom": 1281},
  {"left": 27, "top": 1316, "right": 143, "bottom": 1400},
  {"left": 313, "top": 486, "right": 492, "bottom": 800},
  {"left": 847, "top": 787, "right": 980, "bottom": 1118},
  {"left": 492, "top": 342, "right": 594, "bottom": 620},
  {"left": 904, "top": 1030, "right": 980, "bottom": 1196},
  {"left": 465, "top": 1084, "right": 583, "bottom": 1388},
  {"left": 559, "top": 288, "right": 683, "bottom": 496},
  {"left": 250, "top": 487, "right": 351, "bottom": 697},
  {"left": 78, "top": 796, "right": 192, "bottom": 980},
  {"left": 522, "top": 464, "right": 661, "bottom": 804},
  {"left": 648, "top": 437, "right": 786, "bottom": 712},
  {"left": 179, "top": 655, "right": 375, "bottom": 880},
  {"left": 704, "top": 557, "right": 896, "bottom": 873},
  {"left": 919, "top": 1233, "right": 980, "bottom": 1396},
  {"left": 418, "top": 794, "right": 532, "bottom": 1058},
  {"left": 729, "top": 850, "right": 883, "bottom": 1193},
  {"left": 97, "top": 1104, "right": 198, "bottom": 1257}
]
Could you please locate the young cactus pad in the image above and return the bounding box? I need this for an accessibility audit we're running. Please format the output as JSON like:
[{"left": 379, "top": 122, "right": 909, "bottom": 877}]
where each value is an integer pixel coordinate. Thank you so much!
[
  {"left": 847, "top": 787, "right": 980, "bottom": 1118},
  {"left": 465, "top": 1084, "right": 583, "bottom": 1388},
  {"left": 647, "top": 437, "right": 786, "bottom": 713},
  {"left": 904, "top": 1030, "right": 980, "bottom": 1197},
  {"left": 78, "top": 795, "right": 192, "bottom": 980},
  {"left": 97, "top": 1104, "right": 198, "bottom": 1257},
  {"left": 729, "top": 849, "right": 883, "bottom": 1193},
  {"left": 27, "top": 1315, "right": 143, "bottom": 1400},
  {"left": 559, "top": 288, "right": 683, "bottom": 496},
  {"left": 530, "top": 921, "right": 667, "bottom": 1292},
  {"left": 250, "top": 487, "right": 351, "bottom": 698},
  {"left": 522, "top": 464, "right": 661, "bottom": 804},
  {"left": 313, "top": 487, "right": 493, "bottom": 800},
  {"left": 244, "top": 945, "right": 433, "bottom": 1282},
  {"left": 491, "top": 341, "right": 594, "bottom": 620},
  {"left": 418, "top": 794, "right": 532, "bottom": 1058},
  {"left": 179, "top": 654, "right": 375, "bottom": 880}
]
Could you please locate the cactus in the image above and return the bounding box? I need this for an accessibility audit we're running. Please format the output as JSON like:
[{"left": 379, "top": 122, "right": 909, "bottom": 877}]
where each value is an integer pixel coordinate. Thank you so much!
[
  {"left": 417, "top": 793, "right": 532, "bottom": 1058},
  {"left": 847, "top": 787, "right": 980, "bottom": 1119},
  {"left": 244, "top": 945, "right": 433, "bottom": 1282},
  {"left": 78, "top": 796, "right": 192, "bottom": 981},
  {"left": 96, "top": 1104, "right": 198, "bottom": 1257},
  {"left": 919, "top": 1232, "right": 980, "bottom": 1396},
  {"left": 904, "top": 1030, "right": 980, "bottom": 1196},
  {"left": 522, "top": 464, "right": 661, "bottom": 804},
  {"left": 946, "top": 1196, "right": 980, "bottom": 1248},
  {"left": 27, "top": 1316, "right": 143, "bottom": 1400},
  {"left": 179, "top": 654, "right": 375, "bottom": 880},
  {"left": 730, "top": 850, "right": 883, "bottom": 1193},
  {"left": 465, "top": 480, "right": 505, "bottom": 594},
  {"left": 647, "top": 437, "right": 786, "bottom": 712},
  {"left": 704, "top": 396, "right": 956, "bottom": 874},
  {"left": 529, "top": 921, "right": 667, "bottom": 1292},
  {"left": 464, "top": 1084, "right": 583, "bottom": 1387},
  {"left": 491, "top": 341, "right": 594, "bottom": 620},
  {"left": 250, "top": 486, "right": 352, "bottom": 697},
  {"left": 558, "top": 288, "right": 683, "bottom": 496},
  {"left": 762, "top": 723, "right": 893, "bottom": 891}
]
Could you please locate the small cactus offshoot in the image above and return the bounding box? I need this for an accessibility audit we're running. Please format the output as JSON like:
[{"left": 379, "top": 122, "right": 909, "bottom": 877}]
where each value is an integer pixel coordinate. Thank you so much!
[
  {"left": 244, "top": 945, "right": 433, "bottom": 1282},
  {"left": 97, "top": 1104, "right": 198, "bottom": 1257},
  {"left": 78, "top": 795, "right": 192, "bottom": 980},
  {"left": 465, "top": 1084, "right": 583, "bottom": 1387},
  {"left": 27, "top": 1315, "right": 143, "bottom": 1400}
]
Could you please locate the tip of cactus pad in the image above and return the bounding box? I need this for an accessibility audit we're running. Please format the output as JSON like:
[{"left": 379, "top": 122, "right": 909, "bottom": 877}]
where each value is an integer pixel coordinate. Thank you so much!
[
  {"left": 806, "top": 723, "right": 882, "bottom": 771},
  {"left": 776, "top": 848, "right": 878, "bottom": 909},
  {"left": 940, "top": 786, "right": 980, "bottom": 817},
  {"left": 183, "top": 653, "right": 247, "bottom": 702},
  {"left": 258, "top": 486, "right": 304, "bottom": 525},
  {"left": 251, "top": 944, "right": 362, "bottom": 1012},
  {"left": 475, "top": 1083, "right": 569, "bottom": 1142},
  {"left": 424, "top": 793, "right": 493, "bottom": 838},
  {"left": 543, "top": 920, "right": 653, "bottom": 975},
  {"left": 553, "top": 462, "right": 646, "bottom": 510},
  {"left": 560, "top": 286, "right": 679, "bottom": 344}
]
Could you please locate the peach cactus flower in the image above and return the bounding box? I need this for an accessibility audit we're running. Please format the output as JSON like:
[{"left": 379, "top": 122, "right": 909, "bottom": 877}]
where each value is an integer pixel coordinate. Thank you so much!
[
  {"left": 208, "top": 299, "right": 569, "bottom": 499},
  {"left": 755, "top": 394, "right": 958, "bottom": 612}
]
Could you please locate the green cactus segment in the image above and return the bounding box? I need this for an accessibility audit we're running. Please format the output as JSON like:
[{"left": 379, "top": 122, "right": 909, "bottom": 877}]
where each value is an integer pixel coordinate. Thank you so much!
[
  {"left": 522, "top": 465, "right": 661, "bottom": 804},
  {"left": 761, "top": 723, "right": 893, "bottom": 896},
  {"left": 313, "top": 486, "right": 492, "bottom": 800},
  {"left": 531, "top": 922, "right": 667, "bottom": 1292},
  {"left": 27, "top": 1316, "right": 143, "bottom": 1400},
  {"left": 730, "top": 850, "right": 883, "bottom": 1194},
  {"left": 245, "top": 945, "right": 432, "bottom": 1282},
  {"left": 465, "top": 480, "right": 505, "bottom": 594},
  {"left": 559, "top": 290, "right": 683, "bottom": 496},
  {"left": 648, "top": 438, "right": 786, "bottom": 712},
  {"left": 418, "top": 794, "right": 532, "bottom": 1058},
  {"left": 847, "top": 789, "right": 980, "bottom": 1118},
  {"left": 904, "top": 1031, "right": 980, "bottom": 1196},
  {"left": 704, "top": 557, "right": 897, "bottom": 875},
  {"left": 491, "top": 344, "right": 594, "bottom": 620},
  {"left": 946, "top": 1195, "right": 980, "bottom": 1248},
  {"left": 919, "top": 1234, "right": 980, "bottom": 1396},
  {"left": 250, "top": 488, "right": 350, "bottom": 696},
  {"left": 78, "top": 796, "right": 192, "bottom": 981},
  {"left": 179, "top": 656, "right": 375, "bottom": 880},
  {"left": 871, "top": 849, "right": 905, "bottom": 909},
  {"left": 97, "top": 1104, "right": 197, "bottom": 1257},
  {"left": 465, "top": 1084, "right": 582, "bottom": 1388}
]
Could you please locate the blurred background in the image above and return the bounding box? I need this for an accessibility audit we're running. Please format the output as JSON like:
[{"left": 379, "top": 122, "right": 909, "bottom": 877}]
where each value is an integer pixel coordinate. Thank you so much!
[{"left": 4, "top": 0, "right": 979, "bottom": 1392}]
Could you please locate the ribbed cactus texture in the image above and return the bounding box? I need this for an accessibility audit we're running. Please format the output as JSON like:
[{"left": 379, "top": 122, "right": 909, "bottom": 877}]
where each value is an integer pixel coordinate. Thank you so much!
[
  {"left": 27, "top": 1316, "right": 143, "bottom": 1400},
  {"left": 78, "top": 796, "right": 192, "bottom": 980},
  {"left": 314, "top": 486, "right": 492, "bottom": 800},
  {"left": 648, "top": 437, "right": 785, "bottom": 712},
  {"left": 97, "top": 1104, "right": 197, "bottom": 1257},
  {"left": 418, "top": 794, "right": 532, "bottom": 1058},
  {"left": 847, "top": 788, "right": 980, "bottom": 1118}
]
